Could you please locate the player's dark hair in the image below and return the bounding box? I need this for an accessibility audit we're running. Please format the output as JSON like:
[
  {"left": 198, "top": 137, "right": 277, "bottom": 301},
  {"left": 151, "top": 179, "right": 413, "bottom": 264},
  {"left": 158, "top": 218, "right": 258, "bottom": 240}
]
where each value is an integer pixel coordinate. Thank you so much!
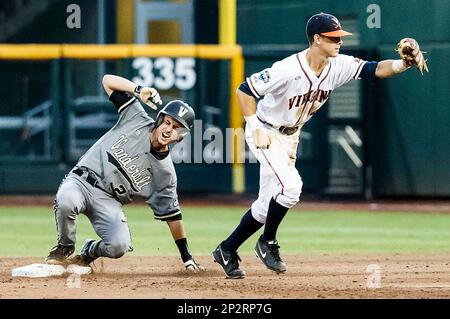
[{"left": 307, "top": 35, "right": 314, "bottom": 45}]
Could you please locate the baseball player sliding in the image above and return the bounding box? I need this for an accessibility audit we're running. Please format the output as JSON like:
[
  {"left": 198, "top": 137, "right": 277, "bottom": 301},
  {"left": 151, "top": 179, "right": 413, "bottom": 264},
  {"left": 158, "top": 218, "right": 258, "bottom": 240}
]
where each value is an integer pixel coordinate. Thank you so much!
[
  {"left": 46, "top": 74, "right": 205, "bottom": 272},
  {"left": 213, "top": 12, "right": 428, "bottom": 279}
]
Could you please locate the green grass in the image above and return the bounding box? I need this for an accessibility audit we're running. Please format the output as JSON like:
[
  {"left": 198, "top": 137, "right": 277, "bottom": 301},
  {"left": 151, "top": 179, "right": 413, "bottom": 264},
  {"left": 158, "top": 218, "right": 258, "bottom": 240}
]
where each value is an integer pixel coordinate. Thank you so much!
[{"left": 1, "top": 206, "right": 450, "bottom": 257}]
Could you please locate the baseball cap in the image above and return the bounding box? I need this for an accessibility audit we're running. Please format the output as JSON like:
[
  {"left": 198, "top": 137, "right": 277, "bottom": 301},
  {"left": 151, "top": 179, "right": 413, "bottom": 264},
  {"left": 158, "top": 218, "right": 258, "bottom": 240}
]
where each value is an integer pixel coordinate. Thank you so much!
[{"left": 306, "top": 13, "right": 352, "bottom": 38}]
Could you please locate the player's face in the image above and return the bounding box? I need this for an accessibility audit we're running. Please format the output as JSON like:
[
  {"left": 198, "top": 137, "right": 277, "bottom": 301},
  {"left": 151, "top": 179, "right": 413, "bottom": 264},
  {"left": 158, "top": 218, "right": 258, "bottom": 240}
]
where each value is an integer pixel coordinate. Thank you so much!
[
  {"left": 319, "top": 35, "right": 343, "bottom": 57},
  {"left": 152, "top": 115, "right": 185, "bottom": 148}
]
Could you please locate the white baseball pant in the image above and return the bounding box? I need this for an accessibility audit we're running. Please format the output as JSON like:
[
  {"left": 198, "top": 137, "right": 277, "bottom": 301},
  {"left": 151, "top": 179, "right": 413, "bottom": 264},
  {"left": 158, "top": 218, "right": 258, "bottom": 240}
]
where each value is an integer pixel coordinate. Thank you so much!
[{"left": 245, "top": 123, "right": 303, "bottom": 223}]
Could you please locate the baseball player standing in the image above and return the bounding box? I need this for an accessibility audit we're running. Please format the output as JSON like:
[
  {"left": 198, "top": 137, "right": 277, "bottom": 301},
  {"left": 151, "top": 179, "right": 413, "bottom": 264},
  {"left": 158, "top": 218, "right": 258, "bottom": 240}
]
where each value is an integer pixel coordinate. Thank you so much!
[
  {"left": 213, "top": 13, "right": 428, "bottom": 279},
  {"left": 46, "top": 74, "right": 205, "bottom": 272}
]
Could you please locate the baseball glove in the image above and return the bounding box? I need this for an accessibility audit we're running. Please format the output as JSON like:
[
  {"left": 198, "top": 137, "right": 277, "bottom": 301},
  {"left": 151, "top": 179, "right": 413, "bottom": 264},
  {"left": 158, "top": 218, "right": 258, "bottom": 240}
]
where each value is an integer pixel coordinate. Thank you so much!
[{"left": 396, "top": 38, "right": 429, "bottom": 75}]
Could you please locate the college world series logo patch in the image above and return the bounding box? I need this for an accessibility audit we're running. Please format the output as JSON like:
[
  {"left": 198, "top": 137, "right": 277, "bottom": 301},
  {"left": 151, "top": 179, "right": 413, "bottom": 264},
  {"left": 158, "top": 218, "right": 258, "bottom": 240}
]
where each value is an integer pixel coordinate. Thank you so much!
[{"left": 258, "top": 70, "right": 270, "bottom": 83}]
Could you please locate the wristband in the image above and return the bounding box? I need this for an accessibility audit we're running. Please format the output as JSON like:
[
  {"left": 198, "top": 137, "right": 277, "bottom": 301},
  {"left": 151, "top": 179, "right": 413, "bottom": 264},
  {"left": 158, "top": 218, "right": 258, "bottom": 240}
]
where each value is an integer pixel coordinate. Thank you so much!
[
  {"left": 392, "top": 60, "right": 409, "bottom": 74},
  {"left": 244, "top": 114, "right": 262, "bottom": 131},
  {"left": 134, "top": 85, "right": 143, "bottom": 96}
]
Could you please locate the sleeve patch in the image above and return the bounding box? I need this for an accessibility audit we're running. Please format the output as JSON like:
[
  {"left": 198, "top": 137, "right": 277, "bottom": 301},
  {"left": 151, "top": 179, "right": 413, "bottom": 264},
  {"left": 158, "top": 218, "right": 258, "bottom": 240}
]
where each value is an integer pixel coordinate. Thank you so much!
[{"left": 257, "top": 70, "right": 271, "bottom": 83}]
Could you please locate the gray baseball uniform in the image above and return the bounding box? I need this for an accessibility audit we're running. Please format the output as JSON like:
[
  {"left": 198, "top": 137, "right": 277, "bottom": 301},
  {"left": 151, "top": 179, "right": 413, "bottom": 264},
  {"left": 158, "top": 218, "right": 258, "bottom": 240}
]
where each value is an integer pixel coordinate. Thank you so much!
[{"left": 54, "top": 91, "right": 180, "bottom": 258}]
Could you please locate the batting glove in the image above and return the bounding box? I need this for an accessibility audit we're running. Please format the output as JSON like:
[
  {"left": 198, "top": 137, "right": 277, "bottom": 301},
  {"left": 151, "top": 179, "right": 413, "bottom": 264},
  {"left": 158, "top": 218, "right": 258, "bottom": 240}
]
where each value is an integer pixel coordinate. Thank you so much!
[
  {"left": 135, "top": 86, "right": 162, "bottom": 110},
  {"left": 184, "top": 259, "right": 206, "bottom": 273}
]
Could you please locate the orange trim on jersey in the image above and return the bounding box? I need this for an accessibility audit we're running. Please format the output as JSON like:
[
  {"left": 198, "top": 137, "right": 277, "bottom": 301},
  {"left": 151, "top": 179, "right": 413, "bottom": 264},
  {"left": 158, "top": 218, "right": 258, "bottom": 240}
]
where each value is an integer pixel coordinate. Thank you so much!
[
  {"left": 295, "top": 55, "right": 333, "bottom": 127},
  {"left": 296, "top": 53, "right": 312, "bottom": 87},
  {"left": 353, "top": 61, "right": 366, "bottom": 79},
  {"left": 260, "top": 150, "right": 284, "bottom": 199},
  {"left": 302, "top": 62, "right": 332, "bottom": 123},
  {"left": 321, "top": 62, "right": 332, "bottom": 81},
  {"left": 295, "top": 54, "right": 313, "bottom": 126},
  {"left": 316, "top": 62, "right": 332, "bottom": 93}
]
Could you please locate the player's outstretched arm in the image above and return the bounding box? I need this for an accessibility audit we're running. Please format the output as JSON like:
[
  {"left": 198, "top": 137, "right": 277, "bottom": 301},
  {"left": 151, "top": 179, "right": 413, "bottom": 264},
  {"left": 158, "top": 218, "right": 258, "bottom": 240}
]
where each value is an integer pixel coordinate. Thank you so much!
[
  {"left": 102, "top": 74, "right": 162, "bottom": 110},
  {"left": 374, "top": 59, "right": 408, "bottom": 78}
]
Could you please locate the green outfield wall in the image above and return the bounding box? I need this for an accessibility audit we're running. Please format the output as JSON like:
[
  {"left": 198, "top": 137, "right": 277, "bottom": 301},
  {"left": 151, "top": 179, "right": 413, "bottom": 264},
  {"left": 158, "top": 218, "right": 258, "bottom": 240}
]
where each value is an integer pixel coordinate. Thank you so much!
[{"left": 0, "top": 0, "right": 448, "bottom": 197}]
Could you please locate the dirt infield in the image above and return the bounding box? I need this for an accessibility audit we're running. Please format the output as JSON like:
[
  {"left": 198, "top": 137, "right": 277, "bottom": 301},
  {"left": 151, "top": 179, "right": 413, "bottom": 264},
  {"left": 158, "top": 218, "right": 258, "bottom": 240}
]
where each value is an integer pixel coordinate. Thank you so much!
[
  {"left": 2, "top": 196, "right": 450, "bottom": 299},
  {"left": 2, "top": 254, "right": 450, "bottom": 299}
]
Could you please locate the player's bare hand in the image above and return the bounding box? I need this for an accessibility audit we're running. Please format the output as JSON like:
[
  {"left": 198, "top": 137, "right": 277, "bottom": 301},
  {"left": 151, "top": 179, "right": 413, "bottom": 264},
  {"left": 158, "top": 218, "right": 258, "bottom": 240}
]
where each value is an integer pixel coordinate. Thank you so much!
[
  {"left": 140, "top": 87, "right": 162, "bottom": 110},
  {"left": 253, "top": 128, "right": 271, "bottom": 149}
]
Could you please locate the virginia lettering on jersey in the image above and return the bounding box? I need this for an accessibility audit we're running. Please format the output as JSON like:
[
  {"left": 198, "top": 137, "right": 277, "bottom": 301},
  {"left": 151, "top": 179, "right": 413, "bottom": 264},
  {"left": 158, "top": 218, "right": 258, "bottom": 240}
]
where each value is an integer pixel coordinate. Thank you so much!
[
  {"left": 288, "top": 89, "right": 332, "bottom": 110},
  {"left": 108, "top": 135, "right": 152, "bottom": 191}
]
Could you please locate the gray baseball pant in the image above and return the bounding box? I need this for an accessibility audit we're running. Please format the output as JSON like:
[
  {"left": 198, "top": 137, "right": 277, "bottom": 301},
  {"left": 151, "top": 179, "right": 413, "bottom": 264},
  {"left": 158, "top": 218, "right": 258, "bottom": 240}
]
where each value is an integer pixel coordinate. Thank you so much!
[{"left": 53, "top": 173, "right": 132, "bottom": 258}]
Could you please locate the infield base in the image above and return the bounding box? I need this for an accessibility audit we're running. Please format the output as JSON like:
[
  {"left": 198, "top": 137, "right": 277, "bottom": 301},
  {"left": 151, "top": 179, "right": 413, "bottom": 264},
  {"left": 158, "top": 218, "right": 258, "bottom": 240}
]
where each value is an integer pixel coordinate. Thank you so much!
[{"left": 12, "top": 263, "right": 92, "bottom": 278}]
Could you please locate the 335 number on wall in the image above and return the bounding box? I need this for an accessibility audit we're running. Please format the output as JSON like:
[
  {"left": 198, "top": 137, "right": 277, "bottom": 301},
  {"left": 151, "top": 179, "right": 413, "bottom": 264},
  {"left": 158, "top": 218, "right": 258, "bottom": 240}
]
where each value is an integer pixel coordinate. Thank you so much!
[{"left": 132, "top": 57, "right": 196, "bottom": 91}]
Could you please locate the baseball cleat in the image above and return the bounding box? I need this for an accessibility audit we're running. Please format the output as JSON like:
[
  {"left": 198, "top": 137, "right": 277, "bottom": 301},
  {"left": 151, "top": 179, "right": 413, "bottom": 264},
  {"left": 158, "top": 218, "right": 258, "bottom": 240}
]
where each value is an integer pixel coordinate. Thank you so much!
[
  {"left": 212, "top": 242, "right": 246, "bottom": 279},
  {"left": 68, "top": 239, "right": 98, "bottom": 266},
  {"left": 184, "top": 259, "right": 206, "bottom": 273},
  {"left": 45, "top": 244, "right": 75, "bottom": 265},
  {"left": 255, "top": 236, "right": 286, "bottom": 274}
]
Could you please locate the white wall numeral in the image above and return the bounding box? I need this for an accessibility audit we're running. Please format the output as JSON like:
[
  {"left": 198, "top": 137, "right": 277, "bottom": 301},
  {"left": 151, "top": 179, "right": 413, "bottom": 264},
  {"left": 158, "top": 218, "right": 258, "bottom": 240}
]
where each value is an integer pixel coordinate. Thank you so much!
[
  {"left": 132, "top": 57, "right": 154, "bottom": 87},
  {"left": 154, "top": 57, "right": 175, "bottom": 90},
  {"left": 132, "top": 57, "right": 196, "bottom": 90},
  {"left": 175, "top": 58, "right": 197, "bottom": 90}
]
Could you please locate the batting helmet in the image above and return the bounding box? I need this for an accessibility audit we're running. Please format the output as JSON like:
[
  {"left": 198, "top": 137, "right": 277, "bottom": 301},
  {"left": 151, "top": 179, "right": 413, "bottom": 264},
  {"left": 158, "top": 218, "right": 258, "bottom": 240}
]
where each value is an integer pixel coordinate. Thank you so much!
[{"left": 154, "top": 100, "right": 195, "bottom": 141}]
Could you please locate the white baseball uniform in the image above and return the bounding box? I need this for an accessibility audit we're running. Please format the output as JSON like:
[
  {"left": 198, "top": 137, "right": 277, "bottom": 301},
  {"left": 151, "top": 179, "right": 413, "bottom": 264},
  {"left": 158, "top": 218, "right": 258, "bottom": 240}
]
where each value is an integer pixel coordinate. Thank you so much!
[{"left": 245, "top": 48, "right": 368, "bottom": 223}]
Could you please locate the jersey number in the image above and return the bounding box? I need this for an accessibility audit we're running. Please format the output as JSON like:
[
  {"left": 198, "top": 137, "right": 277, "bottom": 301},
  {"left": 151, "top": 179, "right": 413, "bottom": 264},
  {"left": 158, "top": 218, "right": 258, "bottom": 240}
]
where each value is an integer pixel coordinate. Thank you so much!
[
  {"left": 113, "top": 184, "right": 126, "bottom": 195},
  {"left": 132, "top": 57, "right": 196, "bottom": 90}
]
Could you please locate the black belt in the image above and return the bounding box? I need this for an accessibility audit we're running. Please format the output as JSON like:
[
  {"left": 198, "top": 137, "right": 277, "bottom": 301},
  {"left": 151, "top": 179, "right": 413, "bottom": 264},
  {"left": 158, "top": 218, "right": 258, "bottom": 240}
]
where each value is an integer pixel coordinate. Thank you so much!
[
  {"left": 256, "top": 116, "right": 299, "bottom": 136},
  {"left": 72, "top": 168, "right": 115, "bottom": 199}
]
